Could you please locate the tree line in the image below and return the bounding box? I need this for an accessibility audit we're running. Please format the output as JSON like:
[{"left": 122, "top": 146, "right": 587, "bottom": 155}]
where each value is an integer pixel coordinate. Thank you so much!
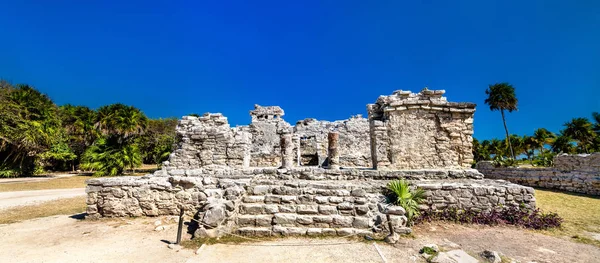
[
  {"left": 0, "top": 81, "right": 178, "bottom": 177},
  {"left": 476, "top": 82, "right": 599, "bottom": 166}
]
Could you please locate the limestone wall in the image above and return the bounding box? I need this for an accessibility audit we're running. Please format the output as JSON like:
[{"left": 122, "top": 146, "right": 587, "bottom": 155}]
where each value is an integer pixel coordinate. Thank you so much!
[
  {"left": 368, "top": 89, "right": 475, "bottom": 170},
  {"left": 247, "top": 105, "right": 292, "bottom": 167},
  {"left": 86, "top": 168, "right": 534, "bottom": 237},
  {"left": 166, "top": 114, "right": 251, "bottom": 169},
  {"left": 294, "top": 115, "right": 371, "bottom": 167},
  {"left": 554, "top": 153, "right": 600, "bottom": 172},
  {"left": 477, "top": 154, "right": 600, "bottom": 196}
]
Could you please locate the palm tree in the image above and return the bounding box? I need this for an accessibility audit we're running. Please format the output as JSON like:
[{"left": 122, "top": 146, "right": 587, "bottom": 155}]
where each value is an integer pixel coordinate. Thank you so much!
[
  {"left": 509, "top": 134, "right": 525, "bottom": 158},
  {"left": 489, "top": 138, "right": 505, "bottom": 157},
  {"left": 485, "top": 83, "right": 518, "bottom": 159},
  {"left": 563, "top": 118, "right": 596, "bottom": 153},
  {"left": 592, "top": 112, "right": 600, "bottom": 135},
  {"left": 95, "top": 104, "right": 148, "bottom": 143},
  {"left": 386, "top": 179, "right": 425, "bottom": 223},
  {"left": 522, "top": 135, "right": 536, "bottom": 164},
  {"left": 551, "top": 134, "right": 575, "bottom": 154},
  {"left": 533, "top": 128, "right": 556, "bottom": 157}
]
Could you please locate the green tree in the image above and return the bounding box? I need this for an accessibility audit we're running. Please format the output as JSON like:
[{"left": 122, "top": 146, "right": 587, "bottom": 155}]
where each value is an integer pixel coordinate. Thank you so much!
[
  {"left": 522, "top": 135, "right": 536, "bottom": 164},
  {"left": 59, "top": 104, "right": 98, "bottom": 170},
  {"left": 0, "top": 81, "right": 63, "bottom": 176},
  {"left": 562, "top": 118, "right": 596, "bottom": 153},
  {"left": 484, "top": 83, "right": 518, "bottom": 159},
  {"left": 80, "top": 137, "right": 142, "bottom": 176},
  {"left": 81, "top": 104, "right": 148, "bottom": 176},
  {"left": 138, "top": 118, "right": 178, "bottom": 167},
  {"left": 533, "top": 128, "right": 556, "bottom": 157},
  {"left": 551, "top": 134, "right": 575, "bottom": 154}
]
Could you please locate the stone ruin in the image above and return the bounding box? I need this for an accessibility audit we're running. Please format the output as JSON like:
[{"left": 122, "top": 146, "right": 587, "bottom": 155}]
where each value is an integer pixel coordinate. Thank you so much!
[
  {"left": 478, "top": 153, "right": 600, "bottom": 196},
  {"left": 85, "top": 88, "right": 535, "bottom": 239}
]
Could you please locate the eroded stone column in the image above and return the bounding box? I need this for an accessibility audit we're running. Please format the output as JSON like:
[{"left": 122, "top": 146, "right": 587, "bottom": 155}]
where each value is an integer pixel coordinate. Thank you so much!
[
  {"left": 327, "top": 132, "right": 340, "bottom": 169},
  {"left": 280, "top": 132, "right": 294, "bottom": 168}
]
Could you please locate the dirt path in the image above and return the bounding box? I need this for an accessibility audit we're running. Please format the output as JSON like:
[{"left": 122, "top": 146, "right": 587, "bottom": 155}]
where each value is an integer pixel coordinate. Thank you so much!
[
  {"left": 413, "top": 223, "right": 600, "bottom": 263},
  {"left": 1, "top": 215, "right": 600, "bottom": 263},
  {"left": 0, "top": 188, "right": 86, "bottom": 210}
]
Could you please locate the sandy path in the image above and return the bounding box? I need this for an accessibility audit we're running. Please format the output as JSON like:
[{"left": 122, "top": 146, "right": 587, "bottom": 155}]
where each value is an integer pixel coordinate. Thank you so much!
[
  {"left": 0, "top": 188, "right": 86, "bottom": 210},
  {"left": 1, "top": 215, "right": 599, "bottom": 263}
]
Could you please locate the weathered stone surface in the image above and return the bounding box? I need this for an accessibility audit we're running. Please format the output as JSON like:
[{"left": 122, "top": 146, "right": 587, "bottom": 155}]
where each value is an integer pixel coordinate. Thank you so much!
[
  {"left": 478, "top": 154, "right": 600, "bottom": 196},
  {"left": 368, "top": 89, "right": 475, "bottom": 169}
]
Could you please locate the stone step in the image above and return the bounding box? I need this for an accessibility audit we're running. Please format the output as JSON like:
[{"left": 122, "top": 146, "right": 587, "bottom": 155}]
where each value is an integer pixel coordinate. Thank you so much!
[
  {"left": 238, "top": 203, "right": 373, "bottom": 217},
  {"left": 235, "top": 213, "right": 374, "bottom": 229},
  {"left": 246, "top": 183, "right": 377, "bottom": 197},
  {"left": 236, "top": 226, "right": 374, "bottom": 237},
  {"left": 241, "top": 194, "right": 374, "bottom": 205}
]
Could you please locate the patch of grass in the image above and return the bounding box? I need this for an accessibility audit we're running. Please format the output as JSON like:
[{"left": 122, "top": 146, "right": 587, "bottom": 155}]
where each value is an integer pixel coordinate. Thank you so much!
[
  {"left": 0, "top": 196, "right": 87, "bottom": 224},
  {"left": 535, "top": 188, "right": 600, "bottom": 247},
  {"left": 0, "top": 176, "right": 90, "bottom": 192}
]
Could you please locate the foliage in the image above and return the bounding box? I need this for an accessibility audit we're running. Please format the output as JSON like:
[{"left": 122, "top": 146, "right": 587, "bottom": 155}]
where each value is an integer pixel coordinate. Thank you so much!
[
  {"left": 485, "top": 82, "right": 518, "bottom": 159},
  {"left": 492, "top": 156, "right": 517, "bottom": 167},
  {"left": 0, "top": 81, "right": 63, "bottom": 176},
  {"left": 386, "top": 179, "right": 426, "bottom": 223},
  {"left": 137, "top": 118, "right": 178, "bottom": 166},
  {"left": 562, "top": 118, "right": 596, "bottom": 153},
  {"left": 80, "top": 137, "right": 142, "bottom": 176},
  {"left": 415, "top": 206, "right": 563, "bottom": 230},
  {"left": 533, "top": 151, "right": 556, "bottom": 167}
]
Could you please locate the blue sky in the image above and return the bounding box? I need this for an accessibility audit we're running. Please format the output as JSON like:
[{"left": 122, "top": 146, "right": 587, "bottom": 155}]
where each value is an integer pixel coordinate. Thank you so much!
[{"left": 1, "top": 0, "right": 598, "bottom": 140}]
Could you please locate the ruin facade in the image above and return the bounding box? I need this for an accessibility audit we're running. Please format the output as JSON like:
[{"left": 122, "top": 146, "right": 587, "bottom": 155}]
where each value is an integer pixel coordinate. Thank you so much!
[{"left": 85, "top": 88, "right": 535, "bottom": 238}]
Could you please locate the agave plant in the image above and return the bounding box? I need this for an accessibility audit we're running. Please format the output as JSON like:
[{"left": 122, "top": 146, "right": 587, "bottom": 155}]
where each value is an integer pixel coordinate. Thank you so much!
[{"left": 386, "top": 179, "right": 426, "bottom": 223}]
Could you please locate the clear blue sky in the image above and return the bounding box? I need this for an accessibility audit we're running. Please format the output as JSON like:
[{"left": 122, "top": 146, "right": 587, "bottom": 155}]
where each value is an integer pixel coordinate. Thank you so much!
[{"left": 1, "top": 1, "right": 598, "bottom": 140}]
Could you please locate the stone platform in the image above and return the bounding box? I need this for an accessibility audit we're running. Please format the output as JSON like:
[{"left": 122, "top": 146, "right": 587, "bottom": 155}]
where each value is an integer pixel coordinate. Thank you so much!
[{"left": 86, "top": 167, "right": 535, "bottom": 237}]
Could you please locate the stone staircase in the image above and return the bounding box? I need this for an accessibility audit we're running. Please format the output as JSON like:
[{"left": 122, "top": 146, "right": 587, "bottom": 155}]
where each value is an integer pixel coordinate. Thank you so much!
[{"left": 234, "top": 179, "right": 397, "bottom": 237}]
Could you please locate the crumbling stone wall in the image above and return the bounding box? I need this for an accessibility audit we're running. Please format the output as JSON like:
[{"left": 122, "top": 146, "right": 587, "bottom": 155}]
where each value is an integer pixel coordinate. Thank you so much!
[
  {"left": 247, "top": 105, "right": 292, "bottom": 167},
  {"left": 166, "top": 114, "right": 251, "bottom": 169},
  {"left": 368, "top": 89, "right": 475, "bottom": 170},
  {"left": 294, "top": 115, "right": 371, "bottom": 167},
  {"left": 477, "top": 153, "right": 600, "bottom": 196}
]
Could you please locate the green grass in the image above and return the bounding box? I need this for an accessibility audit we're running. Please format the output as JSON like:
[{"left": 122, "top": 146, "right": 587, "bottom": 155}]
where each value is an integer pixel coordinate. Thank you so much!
[{"left": 535, "top": 188, "right": 600, "bottom": 247}]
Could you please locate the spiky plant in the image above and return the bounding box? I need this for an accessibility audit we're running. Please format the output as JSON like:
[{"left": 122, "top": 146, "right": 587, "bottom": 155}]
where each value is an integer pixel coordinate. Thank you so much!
[{"left": 386, "top": 179, "right": 426, "bottom": 223}]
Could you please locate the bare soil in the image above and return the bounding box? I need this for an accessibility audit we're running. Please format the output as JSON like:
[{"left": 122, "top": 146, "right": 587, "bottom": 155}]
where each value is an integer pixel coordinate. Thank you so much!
[{"left": 1, "top": 215, "right": 599, "bottom": 263}]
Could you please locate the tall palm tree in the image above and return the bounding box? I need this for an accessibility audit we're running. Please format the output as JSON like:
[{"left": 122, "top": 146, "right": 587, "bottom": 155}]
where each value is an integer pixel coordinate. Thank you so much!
[
  {"left": 533, "top": 128, "right": 556, "bottom": 157},
  {"left": 563, "top": 118, "right": 596, "bottom": 153},
  {"left": 485, "top": 83, "right": 518, "bottom": 159}
]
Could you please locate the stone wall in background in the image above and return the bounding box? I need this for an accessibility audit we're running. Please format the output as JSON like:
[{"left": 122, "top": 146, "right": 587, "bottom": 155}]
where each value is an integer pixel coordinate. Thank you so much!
[
  {"left": 554, "top": 153, "right": 600, "bottom": 172},
  {"left": 367, "top": 89, "right": 475, "bottom": 170},
  {"left": 477, "top": 153, "right": 600, "bottom": 196},
  {"left": 294, "top": 115, "right": 371, "bottom": 167}
]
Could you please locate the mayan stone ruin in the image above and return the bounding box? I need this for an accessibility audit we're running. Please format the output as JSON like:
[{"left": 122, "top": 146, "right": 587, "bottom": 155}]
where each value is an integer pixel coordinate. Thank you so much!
[
  {"left": 85, "top": 88, "right": 535, "bottom": 239},
  {"left": 477, "top": 153, "right": 600, "bottom": 196}
]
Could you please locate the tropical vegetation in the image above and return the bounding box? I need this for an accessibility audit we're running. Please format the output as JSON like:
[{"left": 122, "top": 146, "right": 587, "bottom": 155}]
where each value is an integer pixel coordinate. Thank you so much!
[
  {"left": 0, "top": 81, "right": 178, "bottom": 177},
  {"left": 386, "top": 179, "right": 426, "bottom": 223}
]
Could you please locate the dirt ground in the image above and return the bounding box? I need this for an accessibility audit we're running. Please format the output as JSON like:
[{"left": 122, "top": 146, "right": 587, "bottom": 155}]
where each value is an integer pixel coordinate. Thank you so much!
[
  {"left": 0, "top": 188, "right": 85, "bottom": 210},
  {"left": 1, "top": 215, "right": 599, "bottom": 263}
]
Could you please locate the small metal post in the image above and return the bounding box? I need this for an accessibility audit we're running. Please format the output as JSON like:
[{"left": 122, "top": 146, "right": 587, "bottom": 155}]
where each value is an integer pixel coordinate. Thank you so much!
[{"left": 175, "top": 208, "right": 184, "bottom": 244}]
